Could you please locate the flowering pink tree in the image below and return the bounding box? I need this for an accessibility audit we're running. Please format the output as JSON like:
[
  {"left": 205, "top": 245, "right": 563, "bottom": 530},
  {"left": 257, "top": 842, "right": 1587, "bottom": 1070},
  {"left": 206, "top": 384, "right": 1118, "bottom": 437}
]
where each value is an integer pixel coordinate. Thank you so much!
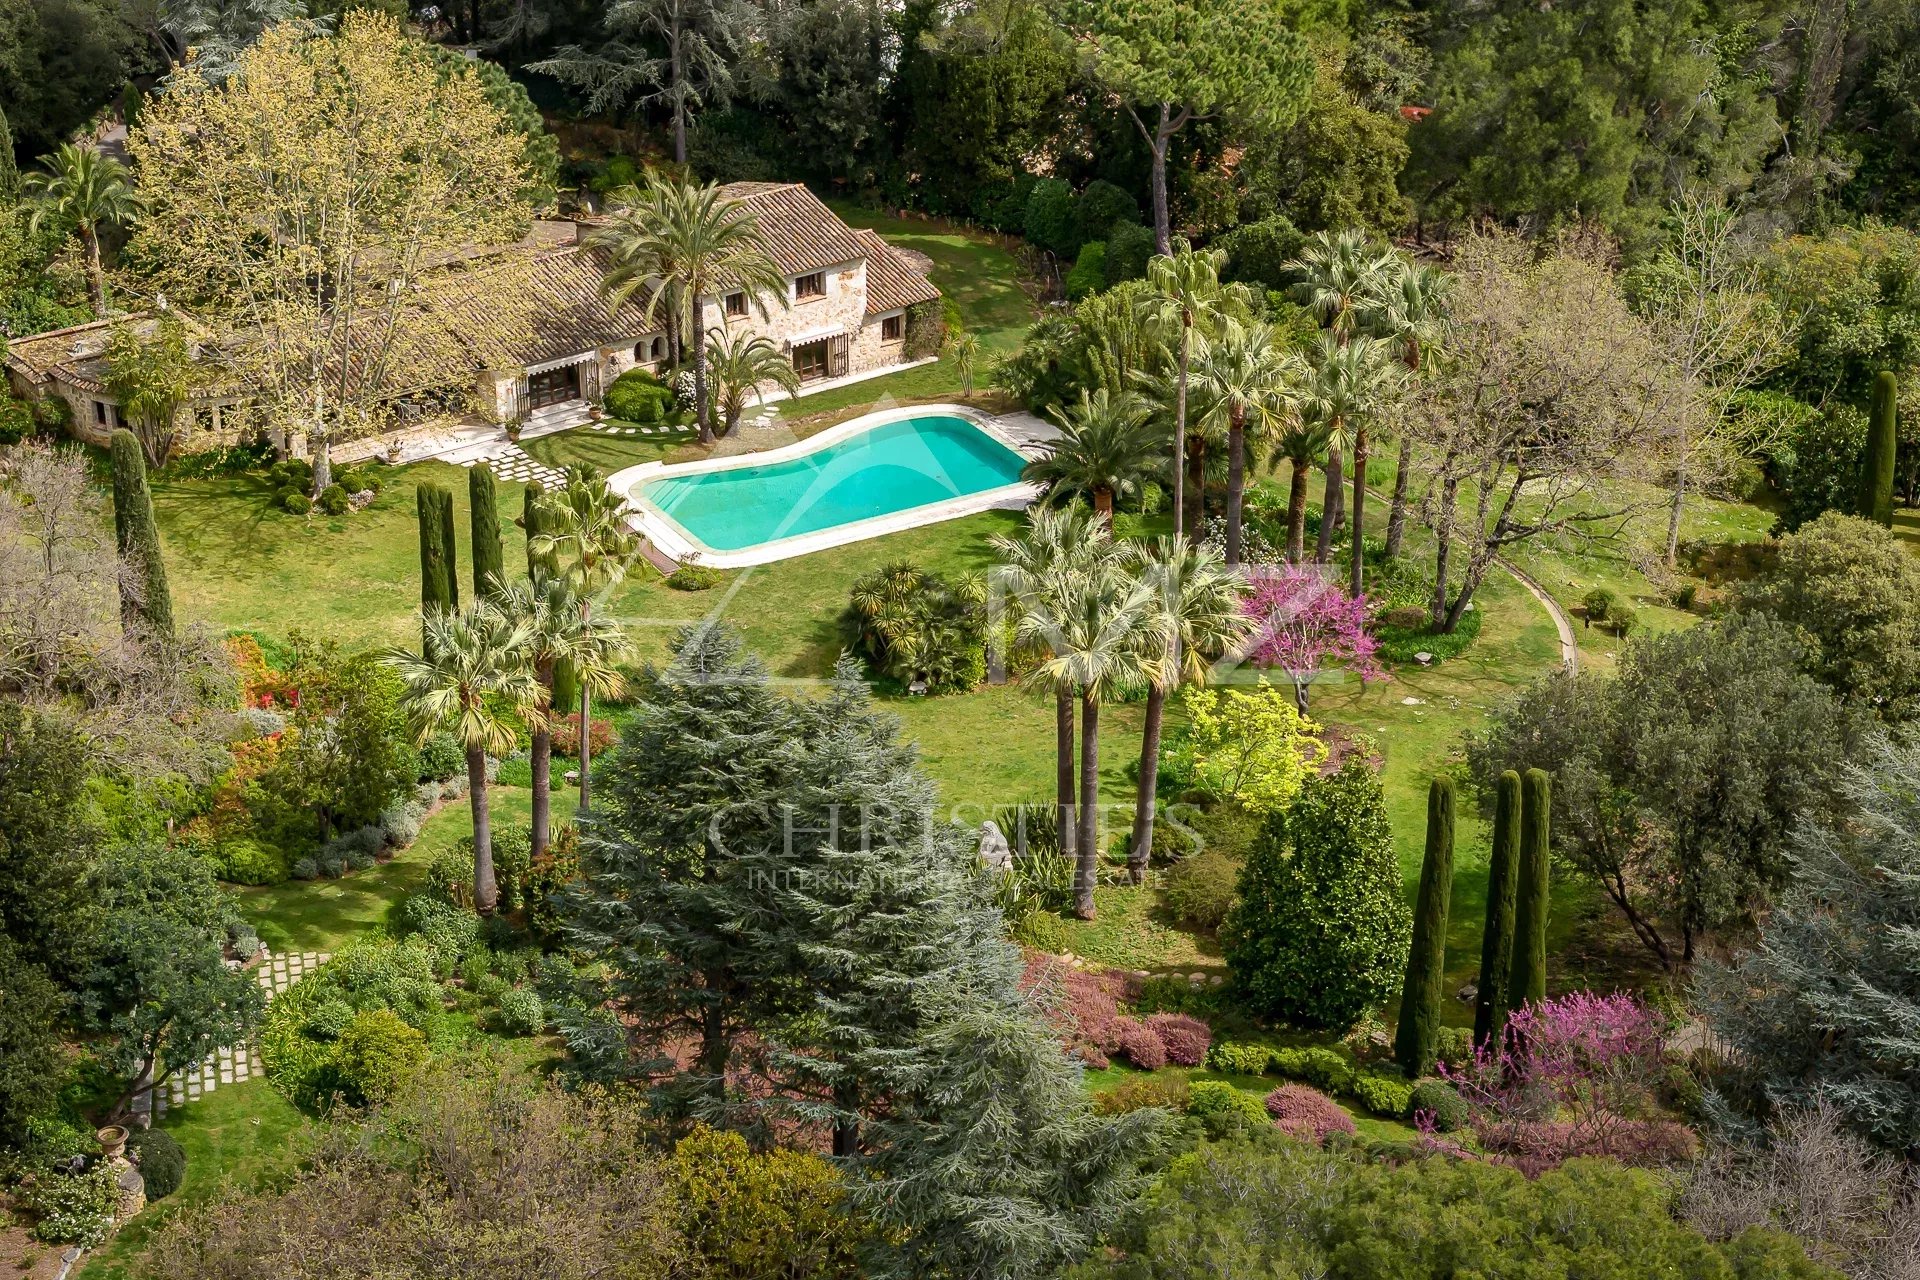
[
  {"left": 1441, "top": 991, "right": 1694, "bottom": 1174},
  {"left": 1244, "top": 564, "right": 1384, "bottom": 713}
]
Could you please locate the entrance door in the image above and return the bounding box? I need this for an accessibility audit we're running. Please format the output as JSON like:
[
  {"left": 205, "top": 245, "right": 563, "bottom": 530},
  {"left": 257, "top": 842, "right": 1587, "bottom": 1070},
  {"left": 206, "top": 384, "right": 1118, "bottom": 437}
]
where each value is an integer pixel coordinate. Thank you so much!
[{"left": 528, "top": 364, "right": 579, "bottom": 409}]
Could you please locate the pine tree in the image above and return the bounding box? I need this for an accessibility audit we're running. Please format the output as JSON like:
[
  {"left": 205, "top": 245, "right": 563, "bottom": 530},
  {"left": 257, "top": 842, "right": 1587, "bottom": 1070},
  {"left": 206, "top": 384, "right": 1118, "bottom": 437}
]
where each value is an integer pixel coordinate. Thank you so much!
[
  {"left": 417, "top": 483, "right": 456, "bottom": 650},
  {"left": 1507, "top": 767, "right": 1552, "bottom": 1016},
  {"left": 1395, "top": 777, "right": 1454, "bottom": 1077},
  {"left": 1697, "top": 738, "right": 1920, "bottom": 1154},
  {"left": 469, "top": 463, "right": 504, "bottom": 598},
  {"left": 1472, "top": 770, "right": 1521, "bottom": 1047},
  {"left": 108, "top": 428, "right": 174, "bottom": 640},
  {"left": 1858, "top": 370, "right": 1898, "bottom": 527}
]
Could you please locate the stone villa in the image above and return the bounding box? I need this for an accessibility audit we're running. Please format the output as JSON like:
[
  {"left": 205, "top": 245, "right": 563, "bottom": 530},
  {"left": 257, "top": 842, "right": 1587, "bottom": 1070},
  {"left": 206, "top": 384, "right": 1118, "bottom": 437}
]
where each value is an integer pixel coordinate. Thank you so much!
[{"left": 3, "top": 181, "right": 941, "bottom": 454}]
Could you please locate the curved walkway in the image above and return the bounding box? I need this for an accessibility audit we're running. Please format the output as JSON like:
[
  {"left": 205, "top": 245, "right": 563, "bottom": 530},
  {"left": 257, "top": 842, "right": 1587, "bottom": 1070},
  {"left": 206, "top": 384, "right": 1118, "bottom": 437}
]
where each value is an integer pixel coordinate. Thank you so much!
[{"left": 1496, "top": 556, "right": 1578, "bottom": 671}]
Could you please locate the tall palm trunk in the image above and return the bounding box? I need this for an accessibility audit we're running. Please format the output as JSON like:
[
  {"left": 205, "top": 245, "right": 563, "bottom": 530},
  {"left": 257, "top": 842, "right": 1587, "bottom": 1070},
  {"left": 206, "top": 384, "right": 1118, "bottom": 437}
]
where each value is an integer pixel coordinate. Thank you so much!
[
  {"left": 80, "top": 224, "right": 107, "bottom": 315},
  {"left": 1074, "top": 691, "right": 1100, "bottom": 920},
  {"left": 1128, "top": 683, "right": 1167, "bottom": 883},
  {"left": 1186, "top": 436, "right": 1206, "bottom": 541},
  {"left": 1094, "top": 487, "right": 1115, "bottom": 529},
  {"left": 578, "top": 600, "right": 596, "bottom": 813},
  {"left": 1225, "top": 405, "right": 1247, "bottom": 567},
  {"left": 1171, "top": 328, "right": 1189, "bottom": 534},
  {"left": 691, "top": 309, "right": 714, "bottom": 444},
  {"left": 1349, "top": 424, "right": 1369, "bottom": 597},
  {"left": 1286, "top": 458, "right": 1311, "bottom": 564},
  {"left": 1384, "top": 437, "right": 1414, "bottom": 558},
  {"left": 468, "top": 745, "right": 498, "bottom": 913},
  {"left": 1055, "top": 688, "right": 1077, "bottom": 863},
  {"left": 1315, "top": 446, "right": 1343, "bottom": 564},
  {"left": 530, "top": 659, "right": 554, "bottom": 863}
]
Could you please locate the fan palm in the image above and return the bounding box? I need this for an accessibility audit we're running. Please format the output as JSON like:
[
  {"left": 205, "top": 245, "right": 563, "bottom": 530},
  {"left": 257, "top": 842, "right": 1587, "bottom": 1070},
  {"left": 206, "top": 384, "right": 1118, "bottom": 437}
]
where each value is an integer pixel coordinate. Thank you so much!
[
  {"left": 705, "top": 328, "right": 798, "bottom": 436},
  {"left": 386, "top": 602, "right": 538, "bottom": 914},
  {"left": 1361, "top": 261, "right": 1453, "bottom": 559},
  {"left": 1025, "top": 388, "right": 1162, "bottom": 528},
  {"left": 588, "top": 173, "right": 788, "bottom": 444},
  {"left": 529, "top": 465, "right": 638, "bottom": 812},
  {"left": 1028, "top": 562, "right": 1153, "bottom": 919},
  {"left": 991, "top": 506, "right": 1115, "bottom": 868},
  {"left": 495, "top": 572, "right": 628, "bottom": 863},
  {"left": 1192, "top": 320, "right": 1303, "bottom": 567},
  {"left": 23, "top": 144, "right": 139, "bottom": 315},
  {"left": 1301, "top": 333, "right": 1403, "bottom": 594},
  {"left": 1124, "top": 536, "right": 1247, "bottom": 882},
  {"left": 1288, "top": 228, "right": 1394, "bottom": 341},
  {"left": 1135, "top": 240, "right": 1251, "bottom": 537}
]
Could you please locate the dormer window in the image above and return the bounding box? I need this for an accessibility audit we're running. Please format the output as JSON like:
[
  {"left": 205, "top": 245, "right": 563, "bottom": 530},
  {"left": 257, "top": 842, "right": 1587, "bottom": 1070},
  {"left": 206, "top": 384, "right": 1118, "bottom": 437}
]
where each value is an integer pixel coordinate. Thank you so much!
[
  {"left": 724, "top": 291, "right": 748, "bottom": 317},
  {"left": 794, "top": 272, "right": 825, "bottom": 301}
]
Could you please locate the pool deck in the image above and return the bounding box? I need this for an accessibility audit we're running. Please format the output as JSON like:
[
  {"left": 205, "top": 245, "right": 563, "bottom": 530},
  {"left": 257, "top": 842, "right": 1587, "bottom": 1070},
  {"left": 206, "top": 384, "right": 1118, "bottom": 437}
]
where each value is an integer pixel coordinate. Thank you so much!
[{"left": 607, "top": 404, "right": 1059, "bottom": 569}]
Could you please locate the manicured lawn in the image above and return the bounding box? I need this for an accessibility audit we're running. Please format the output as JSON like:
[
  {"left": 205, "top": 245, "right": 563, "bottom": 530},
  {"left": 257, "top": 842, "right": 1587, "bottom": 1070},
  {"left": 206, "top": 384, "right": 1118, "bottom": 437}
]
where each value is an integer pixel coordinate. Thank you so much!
[{"left": 1081, "top": 1064, "right": 1421, "bottom": 1144}]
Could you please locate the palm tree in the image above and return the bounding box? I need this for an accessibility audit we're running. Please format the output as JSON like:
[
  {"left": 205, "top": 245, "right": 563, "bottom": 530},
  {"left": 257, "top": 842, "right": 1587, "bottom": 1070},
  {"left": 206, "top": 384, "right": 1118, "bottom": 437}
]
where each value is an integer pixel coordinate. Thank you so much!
[
  {"left": 1024, "top": 388, "right": 1162, "bottom": 528},
  {"left": 587, "top": 173, "right": 788, "bottom": 445},
  {"left": 705, "top": 328, "right": 798, "bottom": 436},
  {"left": 946, "top": 330, "right": 981, "bottom": 398},
  {"left": 1030, "top": 561, "right": 1152, "bottom": 920},
  {"left": 1288, "top": 228, "right": 1393, "bottom": 342},
  {"left": 1191, "top": 320, "right": 1301, "bottom": 567},
  {"left": 495, "top": 572, "right": 627, "bottom": 864},
  {"left": 23, "top": 144, "right": 139, "bottom": 315},
  {"left": 1268, "top": 417, "right": 1331, "bottom": 565},
  {"left": 529, "top": 465, "right": 638, "bottom": 813},
  {"left": 1301, "top": 333, "right": 1402, "bottom": 594},
  {"left": 1135, "top": 240, "right": 1250, "bottom": 539},
  {"left": 991, "top": 506, "right": 1113, "bottom": 870},
  {"left": 1361, "top": 260, "right": 1452, "bottom": 559},
  {"left": 1124, "top": 536, "right": 1246, "bottom": 882},
  {"left": 387, "top": 602, "right": 537, "bottom": 914}
]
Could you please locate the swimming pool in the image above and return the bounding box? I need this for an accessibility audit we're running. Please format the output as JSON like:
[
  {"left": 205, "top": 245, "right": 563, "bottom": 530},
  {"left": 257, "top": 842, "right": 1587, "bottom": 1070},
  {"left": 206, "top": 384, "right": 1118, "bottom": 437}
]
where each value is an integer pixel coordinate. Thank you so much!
[{"left": 635, "top": 413, "right": 1032, "bottom": 558}]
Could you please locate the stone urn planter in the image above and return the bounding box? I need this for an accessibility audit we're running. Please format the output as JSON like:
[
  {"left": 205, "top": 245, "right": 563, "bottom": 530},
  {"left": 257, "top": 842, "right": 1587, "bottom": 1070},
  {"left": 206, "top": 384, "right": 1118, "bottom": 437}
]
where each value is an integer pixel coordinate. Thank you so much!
[{"left": 96, "top": 1125, "right": 128, "bottom": 1160}]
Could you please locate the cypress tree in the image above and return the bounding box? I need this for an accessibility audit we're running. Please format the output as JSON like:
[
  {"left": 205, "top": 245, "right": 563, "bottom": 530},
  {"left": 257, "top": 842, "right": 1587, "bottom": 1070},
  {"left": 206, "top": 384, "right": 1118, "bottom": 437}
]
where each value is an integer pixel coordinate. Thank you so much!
[
  {"left": 417, "top": 483, "right": 455, "bottom": 649},
  {"left": 1395, "top": 777, "right": 1455, "bottom": 1077},
  {"left": 1507, "top": 767, "right": 1552, "bottom": 1017},
  {"left": 0, "top": 105, "right": 17, "bottom": 208},
  {"left": 108, "top": 428, "right": 174, "bottom": 640},
  {"left": 469, "top": 464, "right": 504, "bottom": 598},
  {"left": 440, "top": 485, "right": 460, "bottom": 612},
  {"left": 1859, "top": 370, "right": 1898, "bottom": 527},
  {"left": 1472, "top": 770, "right": 1522, "bottom": 1048},
  {"left": 521, "top": 478, "right": 552, "bottom": 580}
]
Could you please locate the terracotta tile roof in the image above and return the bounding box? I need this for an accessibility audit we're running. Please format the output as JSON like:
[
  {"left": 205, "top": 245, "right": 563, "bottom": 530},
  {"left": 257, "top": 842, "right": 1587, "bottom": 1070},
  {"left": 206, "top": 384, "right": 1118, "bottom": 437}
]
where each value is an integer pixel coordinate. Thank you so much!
[
  {"left": 4, "top": 318, "right": 119, "bottom": 391},
  {"left": 421, "top": 246, "right": 664, "bottom": 371},
  {"left": 855, "top": 229, "right": 941, "bottom": 316},
  {"left": 717, "top": 182, "right": 870, "bottom": 277}
]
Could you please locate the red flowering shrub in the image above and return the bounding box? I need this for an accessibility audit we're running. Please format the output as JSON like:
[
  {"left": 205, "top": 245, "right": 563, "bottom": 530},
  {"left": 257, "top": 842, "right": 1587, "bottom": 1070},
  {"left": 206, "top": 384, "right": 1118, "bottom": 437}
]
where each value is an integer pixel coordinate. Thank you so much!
[
  {"left": 1020, "top": 954, "right": 1143, "bottom": 1062},
  {"left": 1264, "top": 1084, "right": 1356, "bottom": 1146},
  {"left": 1146, "top": 1013, "right": 1211, "bottom": 1066},
  {"left": 552, "top": 714, "right": 616, "bottom": 759},
  {"left": 1114, "top": 1018, "right": 1168, "bottom": 1070}
]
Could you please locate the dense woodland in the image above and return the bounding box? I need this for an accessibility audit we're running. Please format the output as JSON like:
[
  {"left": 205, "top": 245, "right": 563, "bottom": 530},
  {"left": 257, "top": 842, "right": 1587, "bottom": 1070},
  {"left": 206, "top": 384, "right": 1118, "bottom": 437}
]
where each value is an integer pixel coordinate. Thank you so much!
[{"left": 4, "top": 1, "right": 1920, "bottom": 1278}]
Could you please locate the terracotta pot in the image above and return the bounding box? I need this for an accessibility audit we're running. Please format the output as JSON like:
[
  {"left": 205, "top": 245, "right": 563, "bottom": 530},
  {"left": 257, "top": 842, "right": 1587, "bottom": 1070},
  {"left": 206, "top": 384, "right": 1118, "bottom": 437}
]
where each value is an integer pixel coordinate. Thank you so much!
[{"left": 96, "top": 1125, "right": 128, "bottom": 1160}]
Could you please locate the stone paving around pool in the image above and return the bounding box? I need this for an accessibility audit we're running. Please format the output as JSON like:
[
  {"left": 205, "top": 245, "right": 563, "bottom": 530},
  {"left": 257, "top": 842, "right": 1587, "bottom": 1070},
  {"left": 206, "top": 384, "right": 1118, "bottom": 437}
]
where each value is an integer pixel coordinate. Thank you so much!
[{"left": 134, "top": 949, "right": 331, "bottom": 1119}]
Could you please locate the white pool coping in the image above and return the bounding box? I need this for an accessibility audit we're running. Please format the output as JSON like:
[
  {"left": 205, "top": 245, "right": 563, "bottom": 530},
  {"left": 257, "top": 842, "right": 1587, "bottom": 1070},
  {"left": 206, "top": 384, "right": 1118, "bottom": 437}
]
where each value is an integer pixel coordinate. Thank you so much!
[{"left": 606, "top": 403, "right": 1044, "bottom": 568}]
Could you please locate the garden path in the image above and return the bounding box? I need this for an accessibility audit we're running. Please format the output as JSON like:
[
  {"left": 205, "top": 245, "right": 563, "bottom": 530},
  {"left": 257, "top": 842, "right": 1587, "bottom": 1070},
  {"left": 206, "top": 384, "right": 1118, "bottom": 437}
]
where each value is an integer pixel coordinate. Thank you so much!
[{"left": 131, "top": 950, "right": 331, "bottom": 1121}]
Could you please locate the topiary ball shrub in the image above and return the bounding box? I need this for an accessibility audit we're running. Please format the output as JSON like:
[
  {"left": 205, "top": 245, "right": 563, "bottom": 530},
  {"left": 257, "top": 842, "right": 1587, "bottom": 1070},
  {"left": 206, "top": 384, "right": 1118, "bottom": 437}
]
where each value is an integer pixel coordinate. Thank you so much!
[
  {"left": 1113, "top": 1017, "right": 1168, "bottom": 1070},
  {"left": 1408, "top": 1080, "right": 1470, "bottom": 1133},
  {"left": 1611, "top": 606, "right": 1638, "bottom": 637},
  {"left": 1581, "top": 587, "right": 1616, "bottom": 627},
  {"left": 1264, "top": 1084, "right": 1356, "bottom": 1146},
  {"left": 317, "top": 483, "right": 349, "bottom": 515},
  {"left": 1164, "top": 849, "right": 1239, "bottom": 930},
  {"left": 1351, "top": 1072, "right": 1414, "bottom": 1118},
  {"left": 127, "top": 1126, "right": 186, "bottom": 1199},
  {"left": 1146, "top": 1013, "right": 1211, "bottom": 1067},
  {"left": 335, "top": 1008, "right": 429, "bottom": 1105},
  {"left": 1207, "top": 1041, "right": 1274, "bottom": 1075},
  {"left": 1093, "top": 1073, "right": 1191, "bottom": 1115},
  {"left": 282, "top": 490, "right": 312, "bottom": 515},
  {"left": 604, "top": 368, "right": 675, "bottom": 424},
  {"left": 496, "top": 987, "right": 544, "bottom": 1037}
]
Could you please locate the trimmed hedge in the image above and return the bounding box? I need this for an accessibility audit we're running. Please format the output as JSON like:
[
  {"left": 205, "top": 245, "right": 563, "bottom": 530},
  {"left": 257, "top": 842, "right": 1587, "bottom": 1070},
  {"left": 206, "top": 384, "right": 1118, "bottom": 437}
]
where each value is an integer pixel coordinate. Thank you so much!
[
  {"left": 604, "top": 368, "right": 675, "bottom": 424},
  {"left": 1409, "top": 1079, "right": 1470, "bottom": 1132},
  {"left": 128, "top": 1127, "right": 185, "bottom": 1200},
  {"left": 1207, "top": 1041, "right": 1274, "bottom": 1075},
  {"left": 1351, "top": 1073, "right": 1414, "bottom": 1118}
]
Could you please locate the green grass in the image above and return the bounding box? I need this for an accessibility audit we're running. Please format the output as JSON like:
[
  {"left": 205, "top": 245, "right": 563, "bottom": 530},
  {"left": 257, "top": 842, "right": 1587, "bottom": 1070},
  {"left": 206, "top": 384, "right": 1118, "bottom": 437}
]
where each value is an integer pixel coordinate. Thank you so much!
[
  {"left": 75, "top": 1080, "right": 310, "bottom": 1279},
  {"left": 1081, "top": 1064, "right": 1420, "bottom": 1144}
]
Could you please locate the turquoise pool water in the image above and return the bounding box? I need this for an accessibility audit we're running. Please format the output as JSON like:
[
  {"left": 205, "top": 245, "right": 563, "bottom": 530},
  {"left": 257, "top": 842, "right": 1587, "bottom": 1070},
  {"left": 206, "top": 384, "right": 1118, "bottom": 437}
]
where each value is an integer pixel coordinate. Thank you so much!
[{"left": 641, "top": 415, "right": 1028, "bottom": 551}]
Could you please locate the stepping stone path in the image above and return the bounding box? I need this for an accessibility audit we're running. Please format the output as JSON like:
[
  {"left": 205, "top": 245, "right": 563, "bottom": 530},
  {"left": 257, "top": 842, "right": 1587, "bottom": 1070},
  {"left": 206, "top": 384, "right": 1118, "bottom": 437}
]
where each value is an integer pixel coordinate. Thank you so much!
[
  {"left": 134, "top": 950, "right": 331, "bottom": 1119},
  {"left": 585, "top": 419, "right": 693, "bottom": 438},
  {"left": 459, "top": 442, "right": 566, "bottom": 489}
]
